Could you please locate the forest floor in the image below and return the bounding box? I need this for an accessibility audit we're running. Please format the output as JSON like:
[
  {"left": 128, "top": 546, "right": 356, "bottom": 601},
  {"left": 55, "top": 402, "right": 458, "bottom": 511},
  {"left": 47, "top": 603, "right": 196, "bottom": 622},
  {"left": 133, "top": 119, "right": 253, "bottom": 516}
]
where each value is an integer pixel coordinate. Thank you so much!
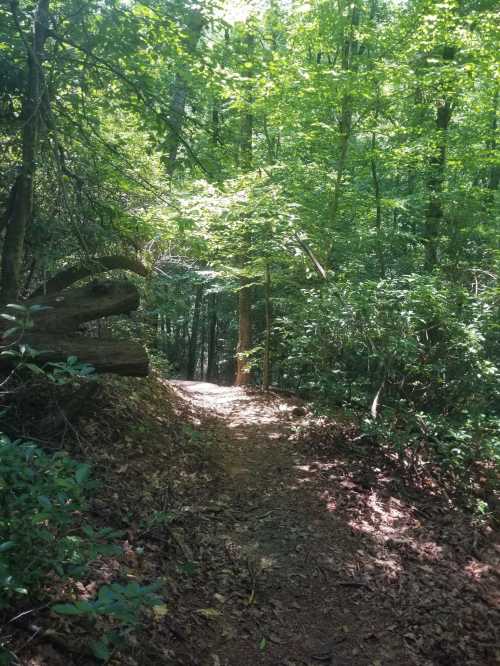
[{"left": 10, "top": 375, "right": 499, "bottom": 666}]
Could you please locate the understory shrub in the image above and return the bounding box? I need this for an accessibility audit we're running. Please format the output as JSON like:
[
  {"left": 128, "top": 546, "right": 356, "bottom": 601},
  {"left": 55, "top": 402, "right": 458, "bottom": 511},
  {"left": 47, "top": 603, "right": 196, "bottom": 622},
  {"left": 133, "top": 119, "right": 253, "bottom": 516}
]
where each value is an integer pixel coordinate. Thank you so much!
[
  {"left": 53, "top": 581, "right": 163, "bottom": 661},
  {"left": 276, "top": 273, "right": 499, "bottom": 478},
  {"left": 0, "top": 435, "right": 118, "bottom": 606}
]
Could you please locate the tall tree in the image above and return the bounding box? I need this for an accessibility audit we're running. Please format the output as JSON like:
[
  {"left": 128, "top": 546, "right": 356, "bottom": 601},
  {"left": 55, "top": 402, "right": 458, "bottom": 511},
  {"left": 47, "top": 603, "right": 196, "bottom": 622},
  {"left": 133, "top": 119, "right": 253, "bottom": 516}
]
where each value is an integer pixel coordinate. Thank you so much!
[
  {"left": 1, "top": 0, "right": 49, "bottom": 303},
  {"left": 235, "top": 28, "right": 255, "bottom": 386},
  {"left": 164, "top": 5, "right": 205, "bottom": 177}
]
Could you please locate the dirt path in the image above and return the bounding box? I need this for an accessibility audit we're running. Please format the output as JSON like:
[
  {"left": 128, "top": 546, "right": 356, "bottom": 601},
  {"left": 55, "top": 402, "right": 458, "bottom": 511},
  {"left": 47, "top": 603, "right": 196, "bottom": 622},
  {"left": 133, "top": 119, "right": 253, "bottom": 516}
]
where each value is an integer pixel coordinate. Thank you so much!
[
  {"left": 167, "top": 381, "right": 499, "bottom": 666},
  {"left": 8, "top": 376, "right": 497, "bottom": 666}
]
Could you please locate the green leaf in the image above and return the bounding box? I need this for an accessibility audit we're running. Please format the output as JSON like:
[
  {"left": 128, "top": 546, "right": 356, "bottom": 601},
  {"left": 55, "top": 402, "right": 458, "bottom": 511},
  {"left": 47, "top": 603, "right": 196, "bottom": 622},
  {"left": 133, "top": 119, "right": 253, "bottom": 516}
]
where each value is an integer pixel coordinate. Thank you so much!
[
  {"left": 5, "top": 304, "right": 27, "bottom": 312},
  {"left": 75, "top": 464, "right": 91, "bottom": 485},
  {"left": 52, "top": 603, "right": 81, "bottom": 615},
  {"left": 37, "top": 496, "right": 52, "bottom": 510},
  {"left": 1, "top": 327, "right": 19, "bottom": 339},
  {"left": 90, "top": 639, "right": 111, "bottom": 661}
]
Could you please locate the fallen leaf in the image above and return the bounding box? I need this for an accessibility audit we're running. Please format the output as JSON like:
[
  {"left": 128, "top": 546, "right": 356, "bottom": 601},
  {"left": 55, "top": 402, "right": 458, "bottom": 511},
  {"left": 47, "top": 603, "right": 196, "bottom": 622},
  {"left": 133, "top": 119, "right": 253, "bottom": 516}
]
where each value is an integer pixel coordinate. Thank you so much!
[
  {"left": 152, "top": 604, "right": 169, "bottom": 620},
  {"left": 196, "top": 608, "right": 221, "bottom": 620}
]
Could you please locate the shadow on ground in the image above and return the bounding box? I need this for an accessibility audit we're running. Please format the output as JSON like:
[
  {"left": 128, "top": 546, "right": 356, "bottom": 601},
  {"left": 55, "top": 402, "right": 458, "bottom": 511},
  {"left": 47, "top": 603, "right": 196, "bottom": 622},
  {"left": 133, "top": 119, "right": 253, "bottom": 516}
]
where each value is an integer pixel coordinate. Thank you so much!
[{"left": 164, "top": 380, "right": 499, "bottom": 666}]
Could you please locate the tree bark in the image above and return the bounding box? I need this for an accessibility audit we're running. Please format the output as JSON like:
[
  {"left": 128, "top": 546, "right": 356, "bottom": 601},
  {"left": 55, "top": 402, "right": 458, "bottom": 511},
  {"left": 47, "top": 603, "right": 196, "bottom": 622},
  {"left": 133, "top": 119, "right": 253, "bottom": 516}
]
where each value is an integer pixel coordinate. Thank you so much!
[
  {"left": 30, "top": 255, "right": 149, "bottom": 297},
  {"left": 0, "top": 0, "right": 50, "bottom": 303},
  {"left": 235, "top": 279, "right": 252, "bottom": 386},
  {"left": 263, "top": 264, "right": 272, "bottom": 392},
  {"left": 206, "top": 293, "right": 218, "bottom": 381},
  {"left": 21, "top": 280, "right": 141, "bottom": 333},
  {"left": 0, "top": 335, "right": 148, "bottom": 376},
  {"left": 186, "top": 284, "right": 203, "bottom": 379}
]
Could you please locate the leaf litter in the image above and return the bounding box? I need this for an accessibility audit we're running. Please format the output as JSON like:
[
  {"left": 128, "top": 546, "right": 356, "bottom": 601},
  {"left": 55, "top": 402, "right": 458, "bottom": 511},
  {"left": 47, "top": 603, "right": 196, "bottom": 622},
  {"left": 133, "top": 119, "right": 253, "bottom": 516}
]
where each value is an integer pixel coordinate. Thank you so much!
[{"left": 4, "top": 375, "right": 498, "bottom": 665}]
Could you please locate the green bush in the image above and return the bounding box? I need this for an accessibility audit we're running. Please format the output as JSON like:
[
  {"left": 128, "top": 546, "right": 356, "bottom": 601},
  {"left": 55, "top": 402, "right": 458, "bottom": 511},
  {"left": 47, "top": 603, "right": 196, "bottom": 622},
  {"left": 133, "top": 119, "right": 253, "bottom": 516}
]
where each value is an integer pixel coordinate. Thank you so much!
[
  {"left": 0, "top": 435, "right": 117, "bottom": 606},
  {"left": 53, "top": 581, "right": 163, "bottom": 661},
  {"left": 275, "top": 273, "right": 500, "bottom": 477}
]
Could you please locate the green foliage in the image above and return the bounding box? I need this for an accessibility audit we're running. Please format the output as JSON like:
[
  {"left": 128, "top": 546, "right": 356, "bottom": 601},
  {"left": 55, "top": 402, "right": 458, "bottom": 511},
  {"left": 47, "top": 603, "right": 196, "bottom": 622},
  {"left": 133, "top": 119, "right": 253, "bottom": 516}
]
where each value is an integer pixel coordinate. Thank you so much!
[
  {"left": 53, "top": 581, "right": 162, "bottom": 661},
  {"left": 0, "top": 303, "right": 49, "bottom": 338},
  {"left": 276, "top": 273, "right": 499, "bottom": 475},
  {"left": 0, "top": 435, "right": 118, "bottom": 606},
  {"left": 1, "top": 0, "right": 498, "bottom": 492},
  {"left": 45, "top": 356, "right": 96, "bottom": 384}
]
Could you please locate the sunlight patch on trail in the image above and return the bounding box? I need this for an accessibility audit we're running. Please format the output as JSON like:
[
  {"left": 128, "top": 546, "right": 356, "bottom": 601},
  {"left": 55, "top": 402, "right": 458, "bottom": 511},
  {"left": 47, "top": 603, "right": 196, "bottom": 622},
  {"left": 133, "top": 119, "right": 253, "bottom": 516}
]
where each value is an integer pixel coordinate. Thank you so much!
[{"left": 170, "top": 380, "right": 284, "bottom": 429}]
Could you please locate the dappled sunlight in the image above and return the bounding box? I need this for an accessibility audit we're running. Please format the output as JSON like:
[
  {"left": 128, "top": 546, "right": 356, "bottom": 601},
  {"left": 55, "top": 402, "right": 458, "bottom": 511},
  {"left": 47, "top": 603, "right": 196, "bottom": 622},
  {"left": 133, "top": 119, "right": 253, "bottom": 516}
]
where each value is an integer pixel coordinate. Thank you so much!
[
  {"left": 171, "top": 379, "right": 288, "bottom": 434},
  {"left": 163, "top": 378, "right": 499, "bottom": 666}
]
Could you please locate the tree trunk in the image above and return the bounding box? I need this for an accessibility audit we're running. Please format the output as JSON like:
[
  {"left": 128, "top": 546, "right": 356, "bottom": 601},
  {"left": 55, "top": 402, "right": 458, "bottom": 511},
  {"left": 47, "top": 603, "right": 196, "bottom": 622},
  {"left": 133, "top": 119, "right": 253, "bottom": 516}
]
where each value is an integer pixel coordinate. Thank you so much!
[
  {"left": 20, "top": 281, "right": 141, "bottom": 333},
  {"left": 0, "top": 335, "right": 148, "bottom": 376},
  {"left": 487, "top": 87, "right": 499, "bottom": 192},
  {"left": 235, "top": 279, "right": 252, "bottom": 386},
  {"left": 370, "top": 133, "right": 385, "bottom": 278},
  {"left": 424, "top": 98, "right": 453, "bottom": 271},
  {"left": 165, "top": 9, "right": 204, "bottom": 176},
  {"left": 327, "top": 1, "right": 360, "bottom": 266},
  {"left": 206, "top": 293, "right": 218, "bottom": 382},
  {"left": 0, "top": 0, "right": 50, "bottom": 303},
  {"left": 186, "top": 284, "right": 203, "bottom": 380},
  {"left": 263, "top": 264, "right": 272, "bottom": 391},
  {"left": 30, "top": 255, "right": 148, "bottom": 297},
  {"left": 1, "top": 280, "right": 149, "bottom": 376},
  {"left": 423, "top": 44, "right": 455, "bottom": 272},
  {"left": 199, "top": 300, "right": 206, "bottom": 379},
  {"left": 234, "top": 29, "right": 255, "bottom": 386}
]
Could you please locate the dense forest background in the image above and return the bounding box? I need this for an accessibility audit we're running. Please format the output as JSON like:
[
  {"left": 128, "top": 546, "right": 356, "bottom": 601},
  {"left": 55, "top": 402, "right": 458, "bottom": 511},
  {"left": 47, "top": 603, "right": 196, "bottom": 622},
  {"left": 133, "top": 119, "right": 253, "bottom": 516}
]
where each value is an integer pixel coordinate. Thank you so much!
[
  {"left": 0, "top": 0, "right": 498, "bottom": 661},
  {"left": 2, "top": 0, "right": 497, "bottom": 472}
]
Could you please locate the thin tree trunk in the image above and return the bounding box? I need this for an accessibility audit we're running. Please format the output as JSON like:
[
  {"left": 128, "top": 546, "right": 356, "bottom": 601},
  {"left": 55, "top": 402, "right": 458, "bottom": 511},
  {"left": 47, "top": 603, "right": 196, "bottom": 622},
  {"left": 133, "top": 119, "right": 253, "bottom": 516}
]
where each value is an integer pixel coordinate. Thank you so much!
[
  {"left": 199, "top": 300, "right": 206, "bottom": 380},
  {"left": 165, "top": 9, "right": 204, "bottom": 176},
  {"left": 206, "top": 293, "right": 218, "bottom": 381},
  {"left": 370, "top": 133, "right": 385, "bottom": 278},
  {"left": 424, "top": 98, "right": 453, "bottom": 271},
  {"left": 423, "top": 43, "right": 455, "bottom": 272},
  {"left": 181, "top": 320, "right": 188, "bottom": 374},
  {"left": 487, "top": 87, "right": 499, "bottom": 192},
  {"left": 263, "top": 264, "right": 272, "bottom": 391},
  {"left": 235, "top": 30, "right": 255, "bottom": 386},
  {"left": 327, "top": 1, "right": 360, "bottom": 266},
  {"left": 235, "top": 279, "right": 252, "bottom": 386},
  {"left": 0, "top": 0, "right": 50, "bottom": 303},
  {"left": 186, "top": 284, "right": 203, "bottom": 380}
]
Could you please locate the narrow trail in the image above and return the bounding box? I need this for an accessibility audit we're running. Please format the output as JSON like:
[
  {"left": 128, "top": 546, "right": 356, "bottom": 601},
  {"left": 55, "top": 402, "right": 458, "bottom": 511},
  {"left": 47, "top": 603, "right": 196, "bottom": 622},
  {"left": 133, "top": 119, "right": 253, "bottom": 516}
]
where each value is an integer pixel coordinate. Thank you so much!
[{"left": 167, "top": 381, "right": 498, "bottom": 666}]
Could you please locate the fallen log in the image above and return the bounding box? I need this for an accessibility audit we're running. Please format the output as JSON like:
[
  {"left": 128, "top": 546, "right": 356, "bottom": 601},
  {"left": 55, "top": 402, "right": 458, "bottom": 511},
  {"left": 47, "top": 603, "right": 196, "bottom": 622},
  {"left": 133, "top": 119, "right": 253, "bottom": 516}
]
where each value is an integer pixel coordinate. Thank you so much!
[
  {"left": 24, "top": 280, "right": 140, "bottom": 333},
  {"left": 30, "top": 255, "right": 149, "bottom": 297},
  {"left": 1, "top": 279, "right": 149, "bottom": 376},
  {"left": 0, "top": 334, "right": 149, "bottom": 376}
]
